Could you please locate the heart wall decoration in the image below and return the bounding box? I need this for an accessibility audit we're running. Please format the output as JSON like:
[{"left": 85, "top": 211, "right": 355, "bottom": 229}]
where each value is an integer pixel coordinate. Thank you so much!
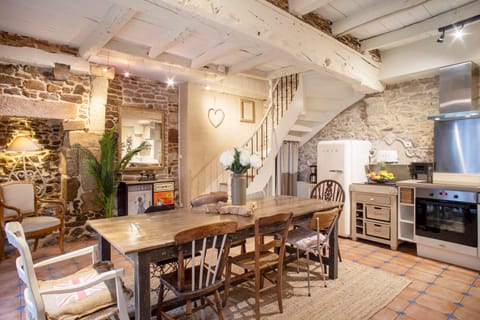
[{"left": 208, "top": 108, "right": 225, "bottom": 128}]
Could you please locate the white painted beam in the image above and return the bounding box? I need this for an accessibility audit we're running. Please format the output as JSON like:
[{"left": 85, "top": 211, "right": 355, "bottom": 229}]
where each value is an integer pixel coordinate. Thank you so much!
[
  {"left": 228, "top": 53, "right": 276, "bottom": 75},
  {"left": 148, "top": 28, "right": 190, "bottom": 58},
  {"left": 110, "top": 0, "right": 383, "bottom": 92},
  {"left": 361, "top": 1, "right": 480, "bottom": 51},
  {"left": 333, "top": 0, "right": 427, "bottom": 36},
  {"left": 288, "top": 0, "right": 331, "bottom": 16},
  {"left": 191, "top": 39, "right": 240, "bottom": 69},
  {"left": 79, "top": 4, "right": 136, "bottom": 59}
]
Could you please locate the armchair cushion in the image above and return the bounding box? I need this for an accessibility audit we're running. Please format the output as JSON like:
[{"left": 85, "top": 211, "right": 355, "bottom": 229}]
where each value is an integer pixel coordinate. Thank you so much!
[
  {"left": 22, "top": 216, "right": 61, "bottom": 233},
  {"left": 287, "top": 227, "right": 326, "bottom": 255},
  {"left": 38, "top": 261, "right": 119, "bottom": 320}
]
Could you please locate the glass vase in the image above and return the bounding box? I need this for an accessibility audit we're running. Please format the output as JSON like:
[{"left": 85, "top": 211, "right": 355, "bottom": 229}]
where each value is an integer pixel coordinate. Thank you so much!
[{"left": 231, "top": 173, "right": 247, "bottom": 206}]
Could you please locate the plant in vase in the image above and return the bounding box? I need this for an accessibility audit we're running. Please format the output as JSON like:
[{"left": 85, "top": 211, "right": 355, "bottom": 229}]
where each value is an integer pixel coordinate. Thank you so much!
[
  {"left": 75, "top": 128, "right": 148, "bottom": 218},
  {"left": 219, "top": 147, "right": 262, "bottom": 205}
]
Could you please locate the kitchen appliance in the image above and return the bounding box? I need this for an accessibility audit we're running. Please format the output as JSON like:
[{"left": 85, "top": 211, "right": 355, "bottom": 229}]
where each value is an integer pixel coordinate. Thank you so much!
[
  {"left": 415, "top": 187, "right": 480, "bottom": 270},
  {"left": 427, "top": 61, "right": 480, "bottom": 183},
  {"left": 317, "top": 140, "right": 371, "bottom": 237},
  {"left": 410, "top": 162, "right": 433, "bottom": 182}
]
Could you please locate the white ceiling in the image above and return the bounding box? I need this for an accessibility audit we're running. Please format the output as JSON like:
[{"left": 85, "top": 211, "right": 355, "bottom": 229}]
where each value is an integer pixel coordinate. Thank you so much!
[{"left": 0, "top": 0, "right": 479, "bottom": 90}]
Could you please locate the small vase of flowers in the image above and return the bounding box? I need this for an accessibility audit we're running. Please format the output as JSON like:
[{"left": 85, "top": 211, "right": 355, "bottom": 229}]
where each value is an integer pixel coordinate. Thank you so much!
[{"left": 220, "top": 147, "right": 262, "bottom": 205}]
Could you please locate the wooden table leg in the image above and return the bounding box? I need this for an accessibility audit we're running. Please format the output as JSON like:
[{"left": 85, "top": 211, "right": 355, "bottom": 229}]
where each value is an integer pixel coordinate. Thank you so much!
[
  {"left": 98, "top": 235, "right": 111, "bottom": 261},
  {"left": 134, "top": 253, "right": 151, "bottom": 320},
  {"left": 328, "top": 221, "right": 338, "bottom": 279}
]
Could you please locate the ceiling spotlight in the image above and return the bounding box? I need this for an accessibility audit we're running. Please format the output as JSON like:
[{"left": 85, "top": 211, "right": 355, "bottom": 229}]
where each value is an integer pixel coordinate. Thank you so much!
[
  {"left": 166, "top": 77, "right": 175, "bottom": 88},
  {"left": 124, "top": 71, "right": 130, "bottom": 78},
  {"left": 454, "top": 25, "right": 464, "bottom": 38},
  {"left": 437, "top": 29, "right": 445, "bottom": 43}
]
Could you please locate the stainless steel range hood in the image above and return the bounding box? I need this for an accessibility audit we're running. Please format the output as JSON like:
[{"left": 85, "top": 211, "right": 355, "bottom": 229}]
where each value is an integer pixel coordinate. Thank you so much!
[{"left": 428, "top": 61, "right": 479, "bottom": 120}]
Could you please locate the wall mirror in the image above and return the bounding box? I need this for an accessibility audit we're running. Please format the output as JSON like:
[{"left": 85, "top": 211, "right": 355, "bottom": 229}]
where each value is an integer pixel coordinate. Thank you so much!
[{"left": 119, "top": 107, "right": 165, "bottom": 170}]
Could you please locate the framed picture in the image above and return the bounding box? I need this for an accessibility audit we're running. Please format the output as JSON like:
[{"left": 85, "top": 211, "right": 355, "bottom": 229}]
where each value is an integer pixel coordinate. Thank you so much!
[{"left": 240, "top": 99, "right": 255, "bottom": 123}]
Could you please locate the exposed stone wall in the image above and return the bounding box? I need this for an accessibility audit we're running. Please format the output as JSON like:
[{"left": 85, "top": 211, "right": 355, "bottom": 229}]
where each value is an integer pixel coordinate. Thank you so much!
[
  {"left": 0, "top": 118, "right": 63, "bottom": 197},
  {"left": 0, "top": 31, "right": 78, "bottom": 56},
  {"left": 0, "top": 62, "right": 180, "bottom": 242},
  {"left": 298, "top": 77, "right": 439, "bottom": 181},
  {"left": 105, "top": 75, "right": 179, "bottom": 180}
]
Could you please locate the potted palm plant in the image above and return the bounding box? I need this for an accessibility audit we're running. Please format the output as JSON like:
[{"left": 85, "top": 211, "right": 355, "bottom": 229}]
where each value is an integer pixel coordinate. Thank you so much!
[{"left": 75, "top": 128, "right": 148, "bottom": 218}]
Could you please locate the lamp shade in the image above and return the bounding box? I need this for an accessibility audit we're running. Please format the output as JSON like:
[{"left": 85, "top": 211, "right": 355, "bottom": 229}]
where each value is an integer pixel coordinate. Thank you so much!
[{"left": 6, "top": 136, "right": 41, "bottom": 152}]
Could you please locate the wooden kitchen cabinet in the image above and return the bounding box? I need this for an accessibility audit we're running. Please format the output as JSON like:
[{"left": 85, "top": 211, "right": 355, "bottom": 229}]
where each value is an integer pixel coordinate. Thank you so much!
[
  {"left": 398, "top": 187, "right": 415, "bottom": 242},
  {"left": 350, "top": 184, "right": 398, "bottom": 250}
]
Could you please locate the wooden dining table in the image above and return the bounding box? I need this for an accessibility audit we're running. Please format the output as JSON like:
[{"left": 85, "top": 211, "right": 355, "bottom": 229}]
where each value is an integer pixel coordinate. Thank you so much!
[{"left": 87, "top": 195, "right": 341, "bottom": 320}]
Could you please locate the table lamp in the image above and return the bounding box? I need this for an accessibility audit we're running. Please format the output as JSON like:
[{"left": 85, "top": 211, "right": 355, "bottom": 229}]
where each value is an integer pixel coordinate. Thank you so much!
[{"left": 6, "top": 136, "right": 46, "bottom": 196}]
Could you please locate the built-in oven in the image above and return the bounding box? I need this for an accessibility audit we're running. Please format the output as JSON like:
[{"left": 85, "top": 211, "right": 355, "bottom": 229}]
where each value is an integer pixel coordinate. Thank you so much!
[{"left": 415, "top": 188, "right": 478, "bottom": 250}]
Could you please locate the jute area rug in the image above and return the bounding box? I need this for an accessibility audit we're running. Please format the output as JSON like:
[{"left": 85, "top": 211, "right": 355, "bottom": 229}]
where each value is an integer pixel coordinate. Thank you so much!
[{"left": 126, "top": 260, "right": 410, "bottom": 319}]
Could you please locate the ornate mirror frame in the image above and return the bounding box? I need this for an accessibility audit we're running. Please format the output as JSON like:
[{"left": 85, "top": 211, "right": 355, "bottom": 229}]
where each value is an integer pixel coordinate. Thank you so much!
[{"left": 119, "top": 106, "right": 166, "bottom": 171}]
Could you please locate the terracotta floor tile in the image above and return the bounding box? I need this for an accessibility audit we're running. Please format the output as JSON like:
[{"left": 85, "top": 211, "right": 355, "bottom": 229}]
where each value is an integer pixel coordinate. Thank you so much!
[
  {"left": 397, "top": 285, "right": 421, "bottom": 301},
  {"left": 416, "top": 292, "right": 456, "bottom": 314},
  {"left": 2, "top": 237, "right": 479, "bottom": 320},
  {"left": 386, "top": 296, "right": 410, "bottom": 311},
  {"left": 405, "top": 268, "right": 438, "bottom": 283},
  {"left": 441, "top": 269, "right": 479, "bottom": 284},
  {"left": 406, "top": 279, "right": 430, "bottom": 292},
  {"left": 435, "top": 275, "right": 473, "bottom": 293},
  {"left": 380, "top": 261, "right": 410, "bottom": 275},
  {"left": 404, "top": 303, "right": 448, "bottom": 320},
  {"left": 460, "top": 295, "right": 480, "bottom": 313},
  {"left": 453, "top": 304, "right": 480, "bottom": 320},
  {"left": 370, "top": 307, "right": 398, "bottom": 320}
]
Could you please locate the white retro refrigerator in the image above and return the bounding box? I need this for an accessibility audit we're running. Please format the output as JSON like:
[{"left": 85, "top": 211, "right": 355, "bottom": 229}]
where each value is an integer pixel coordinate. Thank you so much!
[{"left": 317, "top": 140, "right": 371, "bottom": 237}]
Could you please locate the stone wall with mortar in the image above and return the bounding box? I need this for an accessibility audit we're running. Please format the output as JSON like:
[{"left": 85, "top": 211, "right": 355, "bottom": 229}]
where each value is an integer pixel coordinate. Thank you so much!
[{"left": 298, "top": 77, "right": 440, "bottom": 181}]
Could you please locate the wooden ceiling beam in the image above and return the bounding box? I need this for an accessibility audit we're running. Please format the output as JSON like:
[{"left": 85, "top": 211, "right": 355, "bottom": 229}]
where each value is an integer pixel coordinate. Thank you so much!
[
  {"left": 288, "top": 0, "right": 331, "bottom": 16},
  {"left": 148, "top": 28, "right": 191, "bottom": 58},
  {"left": 190, "top": 39, "right": 240, "bottom": 69},
  {"left": 109, "top": 0, "right": 382, "bottom": 92},
  {"left": 228, "top": 53, "right": 276, "bottom": 75},
  {"left": 332, "top": 0, "right": 427, "bottom": 36},
  {"left": 361, "top": 1, "right": 480, "bottom": 51},
  {"left": 79, "top": 4, "right": 136, "bottom": 59}
]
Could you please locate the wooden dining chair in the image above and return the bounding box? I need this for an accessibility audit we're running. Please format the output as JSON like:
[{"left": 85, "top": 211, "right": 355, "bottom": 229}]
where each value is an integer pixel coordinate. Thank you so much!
[
  {"left": 0, "top": 181, "right": 65, "bottom": 262},
  {"left": 156, "top": 221, "right": 238, "bottom": 320},
  {"left": 5, "top": 221, "right": 129, "bottom": 320},
  {"left": 191, "top": 191, "right": 246, "bottom": 254},
  {"left": 223, "top": 212, "right": 293, "bottom": 320},
  {"left": 309, "top": 179, "right": 345, "bottom": 261},
  {"left": 285, "top": 207, "right": 340, "bottom": 295}
]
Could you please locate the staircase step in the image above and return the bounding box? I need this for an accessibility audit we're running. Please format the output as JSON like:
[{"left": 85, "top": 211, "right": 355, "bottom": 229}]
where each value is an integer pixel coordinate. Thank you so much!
[
  {"left": 284, "top": 134, "right": 302, "bottom": 142},
  {"left": 290, "top": 124, "right": 312, "bottom": 133}
]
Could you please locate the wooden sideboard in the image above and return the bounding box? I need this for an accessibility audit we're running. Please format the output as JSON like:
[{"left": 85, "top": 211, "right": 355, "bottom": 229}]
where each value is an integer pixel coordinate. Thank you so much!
[{"left": 117, "top": 180, "right": 175, "bottom": 215}]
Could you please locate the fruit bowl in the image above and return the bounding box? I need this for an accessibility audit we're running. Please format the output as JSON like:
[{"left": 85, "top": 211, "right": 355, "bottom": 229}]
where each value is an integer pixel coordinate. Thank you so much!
[
  {"left": 367, "top": 171, "right": 395, "bottom": 184},
  {"left": 367, "top": 176, "right": 395, "bottom": 184}
]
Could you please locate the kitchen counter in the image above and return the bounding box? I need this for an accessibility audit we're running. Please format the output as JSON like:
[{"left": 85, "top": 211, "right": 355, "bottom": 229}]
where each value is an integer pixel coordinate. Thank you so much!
[{"left": 396, "top": 179, "right": 480, "bottom": 192}]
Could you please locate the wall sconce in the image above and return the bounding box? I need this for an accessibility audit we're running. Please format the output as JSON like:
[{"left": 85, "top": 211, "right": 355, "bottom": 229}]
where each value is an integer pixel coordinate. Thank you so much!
[
  {"left": 436, "top": 14, "right": 480, "bottom": 43},
  {"left": 6, "top": 136, "right": 46, "bottom": 196}
]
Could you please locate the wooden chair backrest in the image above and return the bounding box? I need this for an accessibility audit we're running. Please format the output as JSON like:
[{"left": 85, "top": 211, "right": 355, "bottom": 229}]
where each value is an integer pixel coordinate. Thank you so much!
[
  {"left": 254, "top": 212, "right": 293, "bottom": 265},
  {"left": 5, "top": 222, "right": 45, "bottom": 319},
  {"left": 310, "top": 179, "right": 345, "bottom": 205},
  {"left": 310, "top": 207, "right": 340, "bottom": 232},
  {"left": 175, "top": 221, "right": 237, "bottom": 291},
  {"left": 0, "top": 181, "right": 37, "bottom": 219}
]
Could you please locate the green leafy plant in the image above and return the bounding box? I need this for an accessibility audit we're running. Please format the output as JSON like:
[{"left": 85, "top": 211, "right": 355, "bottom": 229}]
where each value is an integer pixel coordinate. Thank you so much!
[{"left": 75, "top": 128, "right": 148, "bottom": 218}]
